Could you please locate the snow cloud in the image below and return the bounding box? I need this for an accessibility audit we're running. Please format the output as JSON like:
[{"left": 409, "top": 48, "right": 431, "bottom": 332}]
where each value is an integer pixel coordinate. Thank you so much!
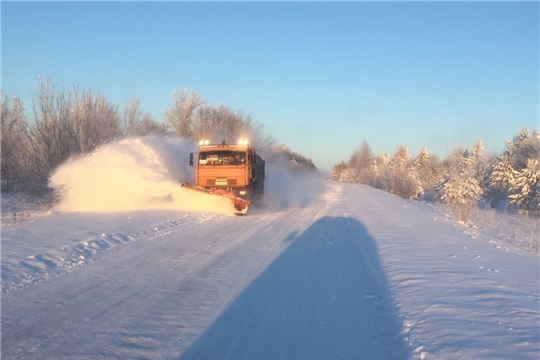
[
  {"left": 263, "top": 161, "right": 327, "bottom": 211},
  {"left": 48, "top": 136, "right": 232, "bottom": 214}
]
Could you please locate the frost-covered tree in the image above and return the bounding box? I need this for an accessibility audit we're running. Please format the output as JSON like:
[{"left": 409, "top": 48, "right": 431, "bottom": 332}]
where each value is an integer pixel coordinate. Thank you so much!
[
  {"left": 413, "top": 146, "right": 431, "bottom": 190},
  {"left": 192, "top": 104, "right": 274, "bottom": 152},
  {"left": 192, "top": 104, "right": 251, "bottom": 143},
  {"left": 503, "top": 128, "right": 540, "bottom": 171},
  {"left": 382, "top": 145, "right": 422, "bottom": 199},
  {"left": 330, "top": 162, "right": 348, "bottom": 181},
  {"left": 414, "top": 146, "right": 429, "bottom": 168},
  {"left": 372, "top": 153, "right": 390, "bottom": 189},
  {"left": 487, "top": 157, "right": 516, "bottom": 208},
  {"left": 440, "top": 147, "right": 482, "bottom": 223},
  {"left": 413, "top": 146, "right": 444, "bottom": 201},
  {"left": 441, "top": 171, "right": 482, "bottom": 223},
  {"left": 339, "top": 165, "right": 358, "bottom": 183},
  {"left": 490, "top": 158, "right": 517, "bottom": 191},
  {"left": 470, "top": 138, "right": 489, "bottom": 191},
  {"left": 348, "top": 139, "right": 376, "bottom": 185},
  {"left": 487, "top": 129, "right": 540, "bottom": 209},
  {"left": 70, "top": 86, "right": 121, "bottom": 154},
  {"left": 508, "top": 159, "right": 540, "bottom": 215},
  {"left": 165, "top": 89, "right": 205, "bottom": 138},
  {"left": 123, "top": 98, "right": 166, "bottom": 137},
  {"left": 24, "top": 77, "right": 78, "bottom": 192}
]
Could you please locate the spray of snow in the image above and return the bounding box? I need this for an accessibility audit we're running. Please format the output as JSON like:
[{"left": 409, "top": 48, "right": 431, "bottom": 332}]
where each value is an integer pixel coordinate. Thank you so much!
[
  {"left": 262, "top": 160, "right": 327, "bottom": 211},
  {"left": 48, "top": 136, "right": 232, "bottom": 214}
]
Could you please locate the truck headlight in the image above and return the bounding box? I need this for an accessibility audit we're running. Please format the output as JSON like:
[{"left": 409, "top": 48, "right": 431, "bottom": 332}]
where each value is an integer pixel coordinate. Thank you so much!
[{"left": 239, "top": 190, "right": 247, "bottom": 195}]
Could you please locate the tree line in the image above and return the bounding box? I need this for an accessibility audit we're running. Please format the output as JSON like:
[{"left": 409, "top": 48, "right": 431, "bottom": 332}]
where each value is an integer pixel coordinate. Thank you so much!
[
  {"left": 1, "top": 77, "right": 315, "bottom": 195},
  {"left": 330, "top": 129, "right": 540, "bottom": 221}
]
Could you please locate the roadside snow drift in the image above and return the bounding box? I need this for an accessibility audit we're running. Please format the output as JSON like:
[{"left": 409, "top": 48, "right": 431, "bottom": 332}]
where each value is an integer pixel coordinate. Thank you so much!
[{"left": 48, "top": 136, "right": 232, "bottom": 214}]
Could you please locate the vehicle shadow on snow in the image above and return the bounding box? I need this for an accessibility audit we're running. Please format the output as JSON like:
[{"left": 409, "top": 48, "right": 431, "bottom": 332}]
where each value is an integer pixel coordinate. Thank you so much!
[{"left": 179, "top": 216, "right": 409, "bottom": 360}]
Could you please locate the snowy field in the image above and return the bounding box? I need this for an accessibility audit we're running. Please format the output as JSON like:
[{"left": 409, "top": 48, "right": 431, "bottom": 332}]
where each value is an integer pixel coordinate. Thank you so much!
[{"left": 1, "top": 137, "right": 539, "bottom": 359}]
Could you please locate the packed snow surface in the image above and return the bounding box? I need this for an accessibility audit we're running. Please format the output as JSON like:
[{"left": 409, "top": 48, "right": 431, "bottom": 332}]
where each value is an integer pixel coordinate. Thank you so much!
[{"left": 1, "top": 137, "right": 539, "bottom": 359}]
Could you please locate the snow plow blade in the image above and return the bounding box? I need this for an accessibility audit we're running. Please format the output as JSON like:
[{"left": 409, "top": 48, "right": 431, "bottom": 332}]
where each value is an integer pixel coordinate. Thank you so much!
[{"left": 180, "top": 182, "right": 250, "bottom": 214}]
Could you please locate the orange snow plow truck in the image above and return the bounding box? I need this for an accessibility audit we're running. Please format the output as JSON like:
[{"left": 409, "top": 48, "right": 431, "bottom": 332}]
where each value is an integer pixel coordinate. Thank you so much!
[{"left": 181, "top": 140, "right": 265, "bottom": 215}]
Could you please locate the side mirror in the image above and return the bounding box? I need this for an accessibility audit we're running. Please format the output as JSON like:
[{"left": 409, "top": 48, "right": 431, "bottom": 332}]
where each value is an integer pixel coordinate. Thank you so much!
[{"left": 189, "top": 153, "right": 194, "bottom": 167}]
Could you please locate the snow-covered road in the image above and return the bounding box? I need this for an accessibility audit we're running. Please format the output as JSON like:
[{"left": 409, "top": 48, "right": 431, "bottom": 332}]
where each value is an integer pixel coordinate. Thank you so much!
[{"left": 2, "top": 182, "right": 538, "bottom": 359}]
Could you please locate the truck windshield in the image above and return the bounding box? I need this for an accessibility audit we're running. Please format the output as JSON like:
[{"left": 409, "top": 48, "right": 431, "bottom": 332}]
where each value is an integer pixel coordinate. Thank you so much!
[{"left": 198, "top": 151, "right": 246, "bottom": 166}]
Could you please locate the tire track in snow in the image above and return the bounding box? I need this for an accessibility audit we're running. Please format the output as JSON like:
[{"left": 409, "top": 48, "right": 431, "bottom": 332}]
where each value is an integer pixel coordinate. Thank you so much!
[{"left": 1, "top": 204, "right": 324, "bottom": 360}]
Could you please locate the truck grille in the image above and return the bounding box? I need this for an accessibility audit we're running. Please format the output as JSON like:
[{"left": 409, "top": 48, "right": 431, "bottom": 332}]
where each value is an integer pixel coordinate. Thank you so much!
[{"left": 206, "top": 179, "right": 237, "bottom": 186}]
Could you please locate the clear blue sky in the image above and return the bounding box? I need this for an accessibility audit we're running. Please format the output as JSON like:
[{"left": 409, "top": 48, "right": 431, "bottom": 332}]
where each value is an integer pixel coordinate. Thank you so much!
[{"left": 2, "top": 1, "right": 539, "bottom": 172}]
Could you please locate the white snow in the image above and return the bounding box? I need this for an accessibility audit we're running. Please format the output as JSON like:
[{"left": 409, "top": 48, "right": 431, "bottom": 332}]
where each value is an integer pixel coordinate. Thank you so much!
[
  {"left": 48, "top": 136, "right": 232, "bottom": 213},
  {"left": 1, "top": 138, "right": 538, "bottom": 359}
]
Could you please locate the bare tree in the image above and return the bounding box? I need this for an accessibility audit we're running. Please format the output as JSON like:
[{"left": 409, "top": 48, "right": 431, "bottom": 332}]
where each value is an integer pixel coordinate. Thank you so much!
[
  {"left": 192, "top": 104, "right": 248, "bottom": 141},
  {"left": 192, "top": 104, "right": 275, "bottom": 152},
  {"left": 23, "top": 77, "right": 75, "bottom": 191},
  {"left": 71, "top": 86, "right": 121, "bottom": 153},
  {"left": 7, "top": 76, "right": 122, "bottom": 194},
  {"left": 1, "top": 94, "right": 30, "bottom": 191},
  {"left": 122, "top": 98, "right": 166, "bottom": 137}
]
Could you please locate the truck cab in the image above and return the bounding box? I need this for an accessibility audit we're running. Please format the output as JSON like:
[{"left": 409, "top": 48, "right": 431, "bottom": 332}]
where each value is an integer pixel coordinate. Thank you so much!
[{"left": 189, "top": 140, "right": 265, "bottom": 207}]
